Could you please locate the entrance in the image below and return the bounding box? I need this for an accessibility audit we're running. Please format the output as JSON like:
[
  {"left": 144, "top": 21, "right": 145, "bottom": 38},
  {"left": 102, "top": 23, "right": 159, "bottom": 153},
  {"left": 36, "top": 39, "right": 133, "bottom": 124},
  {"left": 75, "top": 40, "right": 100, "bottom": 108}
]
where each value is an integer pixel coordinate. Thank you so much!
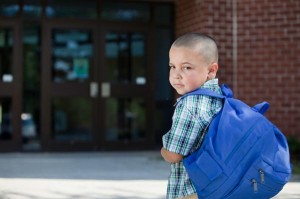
[
  {"left": 41, "top": 22, "right": 154, "bottom": 151},
  {"left": 0, "top": 0, "right": 174, "bottom": 152}
]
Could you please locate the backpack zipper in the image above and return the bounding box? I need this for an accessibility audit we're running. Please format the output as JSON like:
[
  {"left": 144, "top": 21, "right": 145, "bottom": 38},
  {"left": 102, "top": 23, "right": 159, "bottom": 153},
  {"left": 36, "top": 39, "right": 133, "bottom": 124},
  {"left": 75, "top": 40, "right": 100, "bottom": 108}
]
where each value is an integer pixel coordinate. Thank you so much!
[
  {"left": 259, "top": 169, "right": 265, "bottom": 184},
  {"left": 251, "top": 170, "right": 264, "bottom": 194},
  {"left": 252, "top": 179, "right": 258, "bottom": 193}
]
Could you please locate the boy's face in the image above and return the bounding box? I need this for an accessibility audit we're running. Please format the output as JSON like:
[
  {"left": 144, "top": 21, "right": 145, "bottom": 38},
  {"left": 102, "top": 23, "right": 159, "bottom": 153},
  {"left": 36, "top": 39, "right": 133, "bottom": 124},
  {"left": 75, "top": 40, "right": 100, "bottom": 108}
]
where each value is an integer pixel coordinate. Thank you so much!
[{"left": 169, "top": 46, "right": 210, "bottom": 95}]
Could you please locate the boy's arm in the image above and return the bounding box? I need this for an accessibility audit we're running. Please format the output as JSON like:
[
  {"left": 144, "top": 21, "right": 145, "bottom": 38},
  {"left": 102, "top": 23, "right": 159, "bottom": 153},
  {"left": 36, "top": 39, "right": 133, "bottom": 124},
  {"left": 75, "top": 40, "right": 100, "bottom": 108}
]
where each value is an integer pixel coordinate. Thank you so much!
[{"left": 161, "top": 147, "right": 183, "bottom": 163}]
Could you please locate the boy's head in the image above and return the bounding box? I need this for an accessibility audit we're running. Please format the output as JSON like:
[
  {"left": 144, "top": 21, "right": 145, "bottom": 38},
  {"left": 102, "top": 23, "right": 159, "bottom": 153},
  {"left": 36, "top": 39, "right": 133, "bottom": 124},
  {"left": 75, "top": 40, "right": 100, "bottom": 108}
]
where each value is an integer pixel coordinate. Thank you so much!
[{"left": 169, "top": 33, "right": 219, "bottom": 95}]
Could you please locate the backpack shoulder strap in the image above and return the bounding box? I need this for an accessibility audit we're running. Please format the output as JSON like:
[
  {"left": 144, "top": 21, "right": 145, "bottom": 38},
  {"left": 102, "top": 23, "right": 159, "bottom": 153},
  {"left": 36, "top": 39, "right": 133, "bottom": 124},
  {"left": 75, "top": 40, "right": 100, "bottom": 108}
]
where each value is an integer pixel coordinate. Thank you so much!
[
  {"left": 183, "top": 84, "right": 233, "bottom": 99},
  {"left": 186, "top": 89, "right": 225, "bottom": 99},
  {"left": 179, "top": 84, "right": 270, "bottom": 115}
]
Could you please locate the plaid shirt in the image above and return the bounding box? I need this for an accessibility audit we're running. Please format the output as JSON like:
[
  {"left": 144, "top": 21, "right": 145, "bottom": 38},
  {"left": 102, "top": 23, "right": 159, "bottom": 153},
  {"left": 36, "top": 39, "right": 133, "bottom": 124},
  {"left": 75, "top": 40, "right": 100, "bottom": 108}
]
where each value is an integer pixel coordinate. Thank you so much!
[{"left": 162, "top": 79, "right": 223, "bottom": 199}]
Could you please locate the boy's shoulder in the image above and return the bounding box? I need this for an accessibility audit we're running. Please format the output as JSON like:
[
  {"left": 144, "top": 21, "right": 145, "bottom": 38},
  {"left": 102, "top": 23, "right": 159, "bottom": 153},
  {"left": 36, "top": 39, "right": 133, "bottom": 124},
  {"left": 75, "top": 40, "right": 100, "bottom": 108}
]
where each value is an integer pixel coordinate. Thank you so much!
[
  {"left": 176, "top": 87, "right": 222, "bottom": 114},
  {"left": 177, "top": 87, "right": 221, "bottom": 106},
  {"left": 176, "top": 93, "right": 217, "bottom": 111}
]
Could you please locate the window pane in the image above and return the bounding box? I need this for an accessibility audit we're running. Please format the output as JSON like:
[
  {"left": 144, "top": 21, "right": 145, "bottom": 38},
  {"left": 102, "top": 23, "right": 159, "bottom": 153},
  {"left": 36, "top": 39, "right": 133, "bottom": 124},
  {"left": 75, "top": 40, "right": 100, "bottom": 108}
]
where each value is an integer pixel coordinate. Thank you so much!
[
  {"left": 46, "top": 0, "right": 97, "bottom": 19},
  {"left": 105, "top": 98, "right": 146, "bottom": 141},
  {"left": 154, "top": 28, "right": 173, "bottom": 146},
  {"left": 101, "top": 2, "right": 150, "bottom": 22},
  {"left": 52, "top": 29, "right": 93, "bottom": 83},
  {"left": 23, "top": 0, "right": 42, "bottom": 18},
  {"left": 0, "top": 0, "right": 19, "bottom": 17},
  {"left": 52, "top": 97, "right": 92, "bottom": 141},
  {"left": 23, "top": 25, "right": 40, "bottom": 147},
  {"left": 0, "top": 28, "right": 13, "bottom": 83},
  {"left": 105, "top": 32, "right": 146, "bottom": 84},
  {"left": 154, "top": 28, "right": 172, "bottom": 100},
  {"left": 0, "top": 98, "right": 13, "bottom": 140}
]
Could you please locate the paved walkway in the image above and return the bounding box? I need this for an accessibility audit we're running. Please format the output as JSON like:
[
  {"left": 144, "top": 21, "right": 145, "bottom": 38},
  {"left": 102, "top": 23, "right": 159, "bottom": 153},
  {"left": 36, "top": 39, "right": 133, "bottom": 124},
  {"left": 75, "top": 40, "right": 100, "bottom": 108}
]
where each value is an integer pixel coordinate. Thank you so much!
[{"left": 0, "top": 152, "right": 298, "bottom": 199}]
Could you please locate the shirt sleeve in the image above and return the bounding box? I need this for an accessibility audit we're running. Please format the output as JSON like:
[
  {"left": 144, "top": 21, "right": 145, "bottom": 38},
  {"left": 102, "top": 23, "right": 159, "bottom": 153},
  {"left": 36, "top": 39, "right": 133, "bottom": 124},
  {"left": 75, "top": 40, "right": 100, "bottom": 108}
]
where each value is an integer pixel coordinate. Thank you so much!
[{"left": 162, "top": 101, "right": 207, "bottom": 156}]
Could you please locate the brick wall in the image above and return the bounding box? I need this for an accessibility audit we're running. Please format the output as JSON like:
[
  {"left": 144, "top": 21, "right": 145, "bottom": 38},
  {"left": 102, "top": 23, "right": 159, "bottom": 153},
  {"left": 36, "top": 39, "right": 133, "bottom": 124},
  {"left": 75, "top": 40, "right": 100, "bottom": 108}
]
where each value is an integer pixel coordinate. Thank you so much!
[
  {"left": 236, "top": 0, "right": 300, "bottom": 138},
  {"left": 175, "top": 0, "right": 234, "bottom": 86},
  {"left": 174, "top": 0, "right": 300, "bottom": 138}
]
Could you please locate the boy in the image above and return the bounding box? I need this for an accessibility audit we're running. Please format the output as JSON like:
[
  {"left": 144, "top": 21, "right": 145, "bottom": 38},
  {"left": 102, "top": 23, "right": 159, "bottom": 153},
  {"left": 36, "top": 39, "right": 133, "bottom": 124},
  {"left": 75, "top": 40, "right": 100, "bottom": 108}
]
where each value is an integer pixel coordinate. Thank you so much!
[{"left": 161, "top": 33, "right": 223, "bottom": 199}]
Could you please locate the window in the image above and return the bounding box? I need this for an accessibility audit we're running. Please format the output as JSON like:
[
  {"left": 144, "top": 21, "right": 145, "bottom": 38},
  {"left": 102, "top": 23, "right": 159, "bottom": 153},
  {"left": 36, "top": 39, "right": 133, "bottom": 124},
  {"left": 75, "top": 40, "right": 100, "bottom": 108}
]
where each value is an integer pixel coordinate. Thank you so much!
[
  {"left": 0, "top": 28, "right": 13, "bottom": 83},
  {"left": 52, "top": 29, "right": 93, "bottom": 83},
  {"left": 101, "top": 2, "right": 150, "bottom": 22},
  {"left": 46, "top": 0, "right": 97, "bottom": 19}
]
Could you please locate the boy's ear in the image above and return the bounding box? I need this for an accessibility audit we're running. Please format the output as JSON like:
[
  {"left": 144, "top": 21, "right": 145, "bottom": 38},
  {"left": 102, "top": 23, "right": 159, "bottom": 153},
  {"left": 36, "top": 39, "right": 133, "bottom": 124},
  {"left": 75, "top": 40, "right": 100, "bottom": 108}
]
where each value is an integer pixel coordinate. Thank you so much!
[{"left": 207, "top": 63, "right": 218, "bottom": 80}]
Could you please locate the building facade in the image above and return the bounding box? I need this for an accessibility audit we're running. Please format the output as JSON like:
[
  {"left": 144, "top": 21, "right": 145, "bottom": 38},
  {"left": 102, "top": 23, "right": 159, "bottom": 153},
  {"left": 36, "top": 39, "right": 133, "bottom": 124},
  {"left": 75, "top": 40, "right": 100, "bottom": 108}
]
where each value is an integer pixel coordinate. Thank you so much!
[{"left": 0, "top": 0, "right": 299, "bottom": 152}]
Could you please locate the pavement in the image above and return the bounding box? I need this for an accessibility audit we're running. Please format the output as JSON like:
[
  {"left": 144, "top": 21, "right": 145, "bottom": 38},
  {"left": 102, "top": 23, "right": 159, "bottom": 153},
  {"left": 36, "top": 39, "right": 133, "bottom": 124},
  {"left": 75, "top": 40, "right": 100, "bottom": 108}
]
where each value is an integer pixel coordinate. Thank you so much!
[{"left": 0, "top": 151, "right": 299, "bottom": 199}]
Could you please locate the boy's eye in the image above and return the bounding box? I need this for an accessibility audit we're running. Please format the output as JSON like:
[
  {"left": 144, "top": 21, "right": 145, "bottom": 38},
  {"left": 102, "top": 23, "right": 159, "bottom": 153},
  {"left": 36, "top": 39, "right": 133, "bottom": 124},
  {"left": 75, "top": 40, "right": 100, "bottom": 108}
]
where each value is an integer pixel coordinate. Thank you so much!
[
  {"left": 183, "top": 66, "right": 191, "bottom": 70},
  {"left": 169, "top": 65, "right": 175, "bottom": 69}
]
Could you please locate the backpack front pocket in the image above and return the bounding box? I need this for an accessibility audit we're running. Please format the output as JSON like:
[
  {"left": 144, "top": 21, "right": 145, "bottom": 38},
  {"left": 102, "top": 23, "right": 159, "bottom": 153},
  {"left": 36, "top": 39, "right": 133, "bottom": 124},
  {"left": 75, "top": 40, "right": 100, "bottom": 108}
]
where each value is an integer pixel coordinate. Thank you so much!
[
  {"left": 184, "top": 151, "right": 226, "bottom": 197},
  {"left": 224, "top": 159, "right": 286, "bottom": 199}
]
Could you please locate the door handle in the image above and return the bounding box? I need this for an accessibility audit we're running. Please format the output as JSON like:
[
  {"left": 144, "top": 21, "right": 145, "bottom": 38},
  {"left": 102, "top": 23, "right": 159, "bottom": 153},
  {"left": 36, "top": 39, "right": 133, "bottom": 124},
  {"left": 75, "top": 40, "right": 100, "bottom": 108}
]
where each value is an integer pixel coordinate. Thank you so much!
[
  {"left": 101, "top": 82, "right": 110, "bottom": 98},
  {"left": 90, "top": 82, "right": 98, "bottom": 98}
]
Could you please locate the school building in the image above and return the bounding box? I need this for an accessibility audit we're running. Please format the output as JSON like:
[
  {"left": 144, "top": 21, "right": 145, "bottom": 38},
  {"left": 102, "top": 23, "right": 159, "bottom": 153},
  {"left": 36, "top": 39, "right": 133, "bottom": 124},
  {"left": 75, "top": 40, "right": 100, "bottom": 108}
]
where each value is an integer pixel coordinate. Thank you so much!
[{"left": 0, "top": 0, "right": 299, "bottom": 152}]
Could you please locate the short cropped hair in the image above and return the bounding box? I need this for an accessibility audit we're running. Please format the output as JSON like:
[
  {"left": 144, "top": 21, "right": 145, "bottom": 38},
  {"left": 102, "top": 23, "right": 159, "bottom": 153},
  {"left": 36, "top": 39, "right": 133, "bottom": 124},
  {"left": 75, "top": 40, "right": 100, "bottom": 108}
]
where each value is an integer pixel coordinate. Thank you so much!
[{"left": 172, "top": 33, "right": 219, "bottom": 64}]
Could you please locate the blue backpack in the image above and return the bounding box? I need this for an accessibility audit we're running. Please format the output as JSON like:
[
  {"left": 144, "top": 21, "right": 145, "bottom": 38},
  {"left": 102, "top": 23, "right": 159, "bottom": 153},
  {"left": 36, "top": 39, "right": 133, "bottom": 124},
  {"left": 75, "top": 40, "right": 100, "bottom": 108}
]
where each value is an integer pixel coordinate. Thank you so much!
[{"left": 182, "top": 84, "right": 292, "bottom": 199}]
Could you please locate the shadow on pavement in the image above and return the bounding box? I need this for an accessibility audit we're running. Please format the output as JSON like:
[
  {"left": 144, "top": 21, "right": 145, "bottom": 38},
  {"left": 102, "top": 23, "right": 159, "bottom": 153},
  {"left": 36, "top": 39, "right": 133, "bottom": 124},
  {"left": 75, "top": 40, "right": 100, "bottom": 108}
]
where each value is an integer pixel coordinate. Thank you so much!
[{"left": 0, "top": 151, "right": 169, "bottom": 180}]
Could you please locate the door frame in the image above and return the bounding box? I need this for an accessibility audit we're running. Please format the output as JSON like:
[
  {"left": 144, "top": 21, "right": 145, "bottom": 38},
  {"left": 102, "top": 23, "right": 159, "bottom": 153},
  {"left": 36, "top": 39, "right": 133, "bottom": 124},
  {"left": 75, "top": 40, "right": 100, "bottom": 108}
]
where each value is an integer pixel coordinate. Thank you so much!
[
  {"left": 41, "top": 19, "right": 99, "bottom": 151},
  {"left": 0, "top": 19, "right": 23, "bottom": 151}
]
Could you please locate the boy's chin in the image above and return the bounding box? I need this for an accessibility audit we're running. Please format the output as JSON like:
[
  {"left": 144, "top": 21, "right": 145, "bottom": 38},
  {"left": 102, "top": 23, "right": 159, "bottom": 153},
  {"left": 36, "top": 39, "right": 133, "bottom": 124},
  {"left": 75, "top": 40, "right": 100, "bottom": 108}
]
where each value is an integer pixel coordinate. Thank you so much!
[
  {"left": 176, "top": 88, "right": 198, "bottom": 95},
  {"left": 175, "top": 90, "right": 188, "bottom": 95}
]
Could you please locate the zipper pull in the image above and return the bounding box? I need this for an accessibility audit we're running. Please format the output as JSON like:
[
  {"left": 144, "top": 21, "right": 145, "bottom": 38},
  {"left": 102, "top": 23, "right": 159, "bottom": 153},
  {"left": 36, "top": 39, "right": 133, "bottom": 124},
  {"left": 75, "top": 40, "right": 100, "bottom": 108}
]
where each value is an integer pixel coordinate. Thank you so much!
[
  {"left": 252, "top": 179, "right": 258, "bottom": 193},
  {"left": 259, "top": 169, "right": 265, "bottom": 184}
]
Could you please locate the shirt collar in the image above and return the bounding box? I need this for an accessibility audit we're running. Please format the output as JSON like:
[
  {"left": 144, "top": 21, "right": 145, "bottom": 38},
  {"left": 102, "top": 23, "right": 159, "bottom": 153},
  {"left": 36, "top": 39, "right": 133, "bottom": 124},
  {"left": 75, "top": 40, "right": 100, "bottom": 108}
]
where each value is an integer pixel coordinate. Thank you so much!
[
  {"left": 175, "top": 78, "right": 219, "bottom": 106},
  {"left": 200, "top": 78, "right": 219, "bottom": 89}
]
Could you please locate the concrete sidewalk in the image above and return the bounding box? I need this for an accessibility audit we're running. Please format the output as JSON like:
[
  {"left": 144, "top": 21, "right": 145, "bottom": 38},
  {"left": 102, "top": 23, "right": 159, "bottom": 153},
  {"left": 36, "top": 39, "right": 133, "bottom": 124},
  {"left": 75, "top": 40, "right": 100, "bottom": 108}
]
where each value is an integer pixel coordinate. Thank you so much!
[{"left": 0, "top": 152, "right": 298, "bottom": 199}]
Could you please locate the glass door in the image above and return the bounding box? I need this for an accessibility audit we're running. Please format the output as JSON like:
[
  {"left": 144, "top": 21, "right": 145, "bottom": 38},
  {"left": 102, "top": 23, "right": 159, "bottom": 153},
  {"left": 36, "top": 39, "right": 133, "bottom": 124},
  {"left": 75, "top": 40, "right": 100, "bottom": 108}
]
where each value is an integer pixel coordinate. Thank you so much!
[
  {"left": 41, "top": 21, "right": 98, "bottom": 150},
  {"left": 42, "top": 22, "right": 155, "bottom": 150},
  {"left": 0, "top": 21, "right": 22, "bottom": 151},
  {"left": 99, "top": 27, "right": 155, "bottom": 150}
]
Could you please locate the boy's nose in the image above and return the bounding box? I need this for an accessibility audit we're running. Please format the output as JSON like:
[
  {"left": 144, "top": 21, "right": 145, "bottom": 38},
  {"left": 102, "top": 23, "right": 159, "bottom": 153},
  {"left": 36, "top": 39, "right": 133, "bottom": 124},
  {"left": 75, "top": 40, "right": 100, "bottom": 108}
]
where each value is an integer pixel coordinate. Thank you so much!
[{"left": 172, "top": 70, "right": 182, "bottom": 79}]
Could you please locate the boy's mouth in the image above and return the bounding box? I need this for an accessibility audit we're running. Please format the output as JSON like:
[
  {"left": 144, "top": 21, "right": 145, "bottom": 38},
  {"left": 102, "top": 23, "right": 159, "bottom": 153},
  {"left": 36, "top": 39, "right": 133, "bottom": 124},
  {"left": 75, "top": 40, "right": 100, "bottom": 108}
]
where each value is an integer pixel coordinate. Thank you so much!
[{"left": 173, "top": 83, "right": 184, "bottom": 88}]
